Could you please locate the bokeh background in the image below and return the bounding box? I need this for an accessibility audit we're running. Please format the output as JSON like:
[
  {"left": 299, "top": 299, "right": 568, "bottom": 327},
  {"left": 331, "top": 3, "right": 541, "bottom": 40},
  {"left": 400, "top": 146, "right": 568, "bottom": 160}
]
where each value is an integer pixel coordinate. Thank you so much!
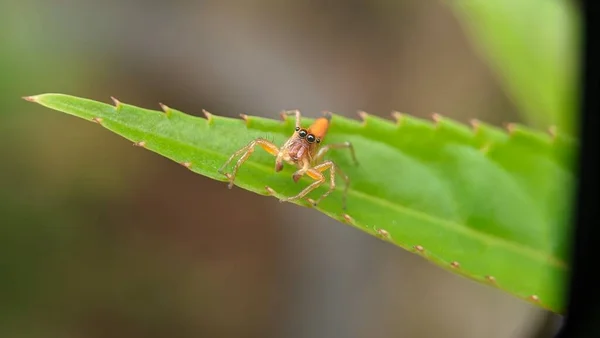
[{"left": 0, "top": 1, "right": 580, "bottom": 337}]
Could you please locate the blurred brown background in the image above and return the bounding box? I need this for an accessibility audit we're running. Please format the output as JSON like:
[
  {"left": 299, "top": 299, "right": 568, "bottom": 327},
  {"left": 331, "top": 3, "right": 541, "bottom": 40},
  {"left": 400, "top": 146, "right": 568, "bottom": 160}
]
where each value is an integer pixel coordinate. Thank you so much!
[{"left": 0, "top": 1, "right": 566, "bottom": 337}]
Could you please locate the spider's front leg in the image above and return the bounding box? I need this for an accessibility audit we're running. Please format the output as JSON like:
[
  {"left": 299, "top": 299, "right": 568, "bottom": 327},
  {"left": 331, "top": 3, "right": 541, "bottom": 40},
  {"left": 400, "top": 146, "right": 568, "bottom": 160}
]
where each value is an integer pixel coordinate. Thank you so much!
[
  {"left": 278, "top": 166, "right": 325, "bottom": 204},
  {"left": 290, "top": 160, "right": 310, "bottom": 183},
  {"left": 314, "top": 142, "right": 359, "bottom": 166},
  {"left": 311, "top": 160, "right": 350, "bottom": 209},
  {"left": 279, "top": 109, "right": 302, "bottom": 129},
  {"left": 218, "top": 138, "right": 280, "bottom": 189},
  {"left": 280, "top": 160, "right": 349, "bottom": 209}
]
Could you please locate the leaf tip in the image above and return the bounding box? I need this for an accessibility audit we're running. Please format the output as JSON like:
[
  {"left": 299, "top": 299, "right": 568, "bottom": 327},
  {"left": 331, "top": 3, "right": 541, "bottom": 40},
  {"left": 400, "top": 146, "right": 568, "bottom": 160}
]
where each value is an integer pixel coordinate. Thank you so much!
[
  {"left": 159, "top": 102, "right": 172, "bottom": 117},
  {"left": 110, "top": 96, "right": 122, "bottom": 110},
  {"left": 22, "top": 95, "right": 39, "bottom": 103}
]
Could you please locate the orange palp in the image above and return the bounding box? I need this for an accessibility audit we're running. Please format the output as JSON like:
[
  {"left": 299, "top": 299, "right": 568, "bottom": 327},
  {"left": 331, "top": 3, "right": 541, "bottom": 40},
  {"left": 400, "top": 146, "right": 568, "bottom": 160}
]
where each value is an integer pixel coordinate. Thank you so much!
[{"left": 218, "top": 110, "right": 358, "bottom": 209}]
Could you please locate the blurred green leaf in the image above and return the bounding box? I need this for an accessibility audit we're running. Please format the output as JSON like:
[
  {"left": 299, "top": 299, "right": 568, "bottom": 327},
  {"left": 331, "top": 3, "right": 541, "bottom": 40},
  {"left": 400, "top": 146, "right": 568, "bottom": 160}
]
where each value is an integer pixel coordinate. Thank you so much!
[
  {"left": 27, "top": 93, "right": 576, "bottom": 313},
  {"left": 448, "top": 0, "right": 581, "bottom": 135}
]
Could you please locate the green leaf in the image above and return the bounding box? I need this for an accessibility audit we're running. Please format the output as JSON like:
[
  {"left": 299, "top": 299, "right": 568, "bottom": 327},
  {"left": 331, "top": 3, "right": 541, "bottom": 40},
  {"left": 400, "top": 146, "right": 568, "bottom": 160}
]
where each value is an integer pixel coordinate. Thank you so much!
[
  {"left": 25, "top": 93, "right": 576, "bottom": 313},
  {"left": 448, "top": 0, "right": 581, "bottom": 136}
]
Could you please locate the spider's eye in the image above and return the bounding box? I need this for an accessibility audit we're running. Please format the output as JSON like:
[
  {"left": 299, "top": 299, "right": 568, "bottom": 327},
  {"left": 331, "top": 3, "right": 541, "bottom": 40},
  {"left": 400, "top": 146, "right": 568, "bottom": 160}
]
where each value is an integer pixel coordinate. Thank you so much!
[
  {"left": 316, "top": 138, "right": 321, "bottom": 143},
  {"left": 298, "top": 129, "right": 308, "bottom": 138},
  {"left": 306, "top": 134, "right": 316, "bottom": 143},
  {"left": 295, "top": 127, "right": 300, "bottom": 131}
]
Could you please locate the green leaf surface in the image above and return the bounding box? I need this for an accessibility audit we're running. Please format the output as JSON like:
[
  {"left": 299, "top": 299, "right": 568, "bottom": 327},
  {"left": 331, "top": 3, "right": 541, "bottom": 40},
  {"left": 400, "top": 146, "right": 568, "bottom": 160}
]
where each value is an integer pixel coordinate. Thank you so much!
[
  {"left": 25, "top": 93, "right": 577, "bottom": 313},
  {"left": 448, "top": 0, "right": 581, "bottom": 136}
]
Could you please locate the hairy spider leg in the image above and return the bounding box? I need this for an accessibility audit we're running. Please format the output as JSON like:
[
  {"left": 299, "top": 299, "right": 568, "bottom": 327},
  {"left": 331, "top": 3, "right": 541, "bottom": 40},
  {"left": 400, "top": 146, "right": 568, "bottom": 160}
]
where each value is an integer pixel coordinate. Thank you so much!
[
  {"left": 275, "top": 110, "right": 304, "bottom": 172},
  {"left": 280, "top": 160, "right": 350, "bottom": 209},
  {"left": 318, "top": 161, "right": 350, "bottom": 209},
  {"left": 290, "top": 159, "right": 311, "bottom": 183},
  {"left": 218, "top": 138, "right": 280, "bottom": 189},
  {"left": 313, "top": 142, "right": 359, "bottom": 166},
  {"left": 280, "top": 110, "right": 302, "bottom": 129},
  {"left": 287, "top": 141, "right": 357, "bottom": 196}
]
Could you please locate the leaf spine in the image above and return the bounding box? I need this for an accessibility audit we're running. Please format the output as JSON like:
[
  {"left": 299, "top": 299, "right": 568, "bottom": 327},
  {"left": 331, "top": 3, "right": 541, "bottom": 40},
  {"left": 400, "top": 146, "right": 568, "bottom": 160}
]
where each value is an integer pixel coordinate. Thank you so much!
[
  {"left": 110, "top": 96, "right": 122, "bottom": 111},
  {"left": 159, "top": 102, "right": 172, "bottom": 117},
  {"left": 506, "top": 122, "right": 517, "bottom": 135},
  {"left": 485, "top": 275, "right": 496, "bottom": 283},
  {"left": 431, "top": 113, "right": 443, "bottom": 127},
  {"left": 375, "top": 228, "right": 391, "bottom": 239},
  {"left": 239, "top": 113, "right": 250, "bottom": 126},
  {"left": 391, "top": 111, "right": 405, "bottom": 126},
  {"left": 342, "top": 214, "right": 355, "bottom": 224},
  {"left": 202, "top": 109, "right": 214, "bottom": 124},
  {"left": 265, "top": 186, "right": 276, "bottom": 196},
  {"left": 357, "top": 110, "right": 369, "bottom": 125},
  {"left": 470, "top": 119, "right": 480, "bottom": 133}
]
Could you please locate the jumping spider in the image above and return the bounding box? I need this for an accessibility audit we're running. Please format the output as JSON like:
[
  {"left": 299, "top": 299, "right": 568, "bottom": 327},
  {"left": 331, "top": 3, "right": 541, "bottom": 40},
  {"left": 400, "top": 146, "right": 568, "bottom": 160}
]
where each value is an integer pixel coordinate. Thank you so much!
[{"left": 218, "top": 110, "right": 358, "bottom": 209}]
